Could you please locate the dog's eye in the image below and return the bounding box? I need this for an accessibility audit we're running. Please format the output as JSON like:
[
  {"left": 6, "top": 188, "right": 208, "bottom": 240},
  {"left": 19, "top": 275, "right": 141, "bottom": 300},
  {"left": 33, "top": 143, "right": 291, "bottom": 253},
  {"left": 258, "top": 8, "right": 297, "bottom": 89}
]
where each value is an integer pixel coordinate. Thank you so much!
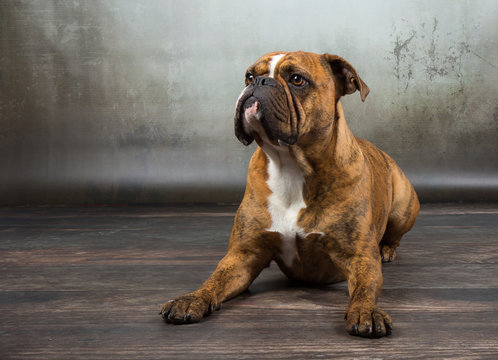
[
  {"left": 289, "top": 74, "right": 306, "bottom": 87},
  {"left": 246, "top": 73, "right": 255, "bottom": 84}
]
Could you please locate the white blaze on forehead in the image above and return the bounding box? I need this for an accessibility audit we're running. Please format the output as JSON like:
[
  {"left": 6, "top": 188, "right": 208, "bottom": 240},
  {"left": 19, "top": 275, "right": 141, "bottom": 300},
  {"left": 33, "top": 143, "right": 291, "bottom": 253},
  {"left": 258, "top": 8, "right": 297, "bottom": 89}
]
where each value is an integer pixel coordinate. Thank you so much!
[{"left": 268, "top": 54, "right": 285, "bottom": 78}]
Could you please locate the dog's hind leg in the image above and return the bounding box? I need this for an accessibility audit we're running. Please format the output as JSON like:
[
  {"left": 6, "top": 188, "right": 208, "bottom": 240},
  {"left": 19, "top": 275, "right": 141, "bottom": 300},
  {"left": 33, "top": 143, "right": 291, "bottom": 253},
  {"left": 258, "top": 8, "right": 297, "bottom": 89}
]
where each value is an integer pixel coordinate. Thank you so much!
[{"left": 380, "top": 167, "right": 419, "bottom": 263}]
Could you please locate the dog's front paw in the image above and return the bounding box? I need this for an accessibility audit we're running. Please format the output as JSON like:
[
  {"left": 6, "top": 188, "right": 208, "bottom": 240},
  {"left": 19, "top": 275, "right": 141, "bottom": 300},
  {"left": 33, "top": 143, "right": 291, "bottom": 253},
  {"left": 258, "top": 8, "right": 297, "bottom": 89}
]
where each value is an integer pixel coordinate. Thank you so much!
[
  {"left": 159, "top": 291, "right": 217, "bottom": 324},
  {"left": 345, "top": 304, "right": 393, "bottom": 338}
]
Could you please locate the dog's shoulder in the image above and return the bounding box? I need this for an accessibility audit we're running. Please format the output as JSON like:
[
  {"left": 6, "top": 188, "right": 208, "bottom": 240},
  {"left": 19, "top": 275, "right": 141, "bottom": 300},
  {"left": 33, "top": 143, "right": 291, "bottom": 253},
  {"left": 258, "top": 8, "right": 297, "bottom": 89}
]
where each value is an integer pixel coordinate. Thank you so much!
[{"left": 355, "top": 137, "right": 396, "bottom": 173}]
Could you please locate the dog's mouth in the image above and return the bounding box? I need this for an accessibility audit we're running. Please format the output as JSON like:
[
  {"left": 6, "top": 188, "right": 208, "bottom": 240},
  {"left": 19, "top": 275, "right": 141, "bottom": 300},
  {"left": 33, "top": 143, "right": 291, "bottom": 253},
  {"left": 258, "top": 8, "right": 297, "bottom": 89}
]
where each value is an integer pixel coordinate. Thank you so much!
[
  {"left": 240, "top": 96, "right": 277, "bottom": 146},
  {"left": 234, "top": 84, "right": 298, "bottom": 147}
]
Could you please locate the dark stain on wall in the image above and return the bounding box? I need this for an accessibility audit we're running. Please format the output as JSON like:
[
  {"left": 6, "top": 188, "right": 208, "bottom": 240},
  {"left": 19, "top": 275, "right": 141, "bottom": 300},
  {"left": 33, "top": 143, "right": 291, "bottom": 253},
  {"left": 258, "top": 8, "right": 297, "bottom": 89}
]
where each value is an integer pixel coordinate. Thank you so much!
[
  {"left": 393, "top": 30, "right": 417, "bottom": 81},
  {"left": 389, "top": 18, "right": 474, "bottom": 93}
]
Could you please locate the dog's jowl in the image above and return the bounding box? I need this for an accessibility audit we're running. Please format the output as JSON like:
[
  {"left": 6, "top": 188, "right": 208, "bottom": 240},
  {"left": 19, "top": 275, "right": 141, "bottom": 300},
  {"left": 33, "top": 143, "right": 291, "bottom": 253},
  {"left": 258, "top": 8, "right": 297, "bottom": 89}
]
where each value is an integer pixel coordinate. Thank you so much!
[{"left": 160, "top": 51, "right": 419, "bottom": 338}]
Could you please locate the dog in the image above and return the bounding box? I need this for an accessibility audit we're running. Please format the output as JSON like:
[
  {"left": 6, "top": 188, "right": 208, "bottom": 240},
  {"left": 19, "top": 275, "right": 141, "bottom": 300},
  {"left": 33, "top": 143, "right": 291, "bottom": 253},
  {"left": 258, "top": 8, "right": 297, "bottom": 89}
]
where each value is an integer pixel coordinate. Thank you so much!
[{"left": 160, "top": 51, "right": 419, "bottom": 338}]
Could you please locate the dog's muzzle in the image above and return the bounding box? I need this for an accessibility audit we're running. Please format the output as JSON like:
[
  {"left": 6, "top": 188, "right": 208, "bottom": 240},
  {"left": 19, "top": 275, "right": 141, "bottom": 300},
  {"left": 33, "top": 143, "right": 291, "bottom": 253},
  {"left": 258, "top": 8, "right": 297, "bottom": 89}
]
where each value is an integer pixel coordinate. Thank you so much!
[{"left": 234, "top": 76, "right": 297, "bottom": 146}]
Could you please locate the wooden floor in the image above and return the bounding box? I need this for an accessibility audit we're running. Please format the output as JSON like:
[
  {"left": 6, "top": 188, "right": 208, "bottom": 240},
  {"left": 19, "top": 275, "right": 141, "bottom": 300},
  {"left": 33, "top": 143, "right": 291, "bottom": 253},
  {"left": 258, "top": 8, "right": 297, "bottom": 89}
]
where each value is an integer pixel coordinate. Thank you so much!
[{"left": 1, "top": 204, "right": 497, "bottom": 359}]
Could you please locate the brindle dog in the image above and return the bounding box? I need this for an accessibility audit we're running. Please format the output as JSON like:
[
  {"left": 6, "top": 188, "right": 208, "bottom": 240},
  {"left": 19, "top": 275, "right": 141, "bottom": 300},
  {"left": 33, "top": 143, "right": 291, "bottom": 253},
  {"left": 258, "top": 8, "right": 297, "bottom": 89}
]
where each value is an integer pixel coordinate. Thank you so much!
[{"left": 160, "top": 51, "right": 419, "bottom": 338}]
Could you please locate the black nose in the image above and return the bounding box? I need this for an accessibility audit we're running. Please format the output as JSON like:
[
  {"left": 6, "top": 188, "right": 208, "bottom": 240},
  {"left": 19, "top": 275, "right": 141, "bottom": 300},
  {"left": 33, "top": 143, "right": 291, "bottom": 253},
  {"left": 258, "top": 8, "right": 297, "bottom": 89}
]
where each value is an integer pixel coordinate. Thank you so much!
[{"left": 252, "top": 76, "right": 278, "bottom": 87}]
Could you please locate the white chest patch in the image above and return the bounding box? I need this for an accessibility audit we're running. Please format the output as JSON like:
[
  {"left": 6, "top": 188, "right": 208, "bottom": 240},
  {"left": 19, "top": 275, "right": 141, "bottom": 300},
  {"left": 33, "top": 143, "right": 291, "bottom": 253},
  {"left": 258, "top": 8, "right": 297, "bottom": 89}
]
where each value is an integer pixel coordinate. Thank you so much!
[{"left": 265, "top": 146, "right": 306, "bottom": 268}]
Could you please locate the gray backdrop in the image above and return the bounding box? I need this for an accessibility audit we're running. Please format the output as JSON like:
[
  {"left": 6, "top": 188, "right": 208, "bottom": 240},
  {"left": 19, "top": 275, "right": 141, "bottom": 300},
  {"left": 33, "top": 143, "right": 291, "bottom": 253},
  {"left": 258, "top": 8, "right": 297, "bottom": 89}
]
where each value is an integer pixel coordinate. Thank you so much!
[{"left": 1, "top": 0, "right": 497, "bottom": 205}]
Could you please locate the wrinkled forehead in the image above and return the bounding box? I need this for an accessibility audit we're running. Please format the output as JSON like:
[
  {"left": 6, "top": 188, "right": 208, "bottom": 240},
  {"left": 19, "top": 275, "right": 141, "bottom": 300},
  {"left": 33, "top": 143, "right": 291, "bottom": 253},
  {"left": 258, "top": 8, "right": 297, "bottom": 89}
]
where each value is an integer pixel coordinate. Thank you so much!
[{"left": 247, "top": 51, "right": 324, "bottom": 78}]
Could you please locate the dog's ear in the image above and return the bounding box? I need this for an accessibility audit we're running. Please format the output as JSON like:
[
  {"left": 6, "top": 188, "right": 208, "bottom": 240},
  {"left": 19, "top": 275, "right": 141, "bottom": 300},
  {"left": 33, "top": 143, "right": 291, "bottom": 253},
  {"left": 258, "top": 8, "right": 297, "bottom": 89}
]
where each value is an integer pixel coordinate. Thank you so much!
[{"left": 323, "top": 54, "right": 369, "bottom": 102}]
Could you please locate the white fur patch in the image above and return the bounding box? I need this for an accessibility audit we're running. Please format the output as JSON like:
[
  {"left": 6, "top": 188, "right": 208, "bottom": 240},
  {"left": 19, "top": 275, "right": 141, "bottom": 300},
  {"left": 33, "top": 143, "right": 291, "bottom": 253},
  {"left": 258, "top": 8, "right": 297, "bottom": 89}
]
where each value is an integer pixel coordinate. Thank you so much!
[
  {"left": 264, "top": 146, "right": 306, "bottom": 267},
  {"left": 268, "top": 54, "right": 285, "bottom": 78}
]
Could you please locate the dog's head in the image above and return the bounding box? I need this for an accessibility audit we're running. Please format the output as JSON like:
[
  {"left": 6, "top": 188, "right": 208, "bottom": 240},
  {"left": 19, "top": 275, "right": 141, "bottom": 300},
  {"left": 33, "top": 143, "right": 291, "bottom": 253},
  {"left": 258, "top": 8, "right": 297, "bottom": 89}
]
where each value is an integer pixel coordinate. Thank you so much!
[{"left": 234, "top": 51, "right": 369, "bottom": 147}]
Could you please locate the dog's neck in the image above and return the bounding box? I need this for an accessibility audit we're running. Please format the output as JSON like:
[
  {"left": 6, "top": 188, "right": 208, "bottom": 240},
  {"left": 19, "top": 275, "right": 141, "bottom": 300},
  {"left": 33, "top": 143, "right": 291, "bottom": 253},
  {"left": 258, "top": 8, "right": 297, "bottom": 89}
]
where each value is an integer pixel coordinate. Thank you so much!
[
  {"left": 257, "top": 101, "right": 364, "bottom": 204},
  {"left": 290, "top": 101, "right": 364, "bottom": 178}
]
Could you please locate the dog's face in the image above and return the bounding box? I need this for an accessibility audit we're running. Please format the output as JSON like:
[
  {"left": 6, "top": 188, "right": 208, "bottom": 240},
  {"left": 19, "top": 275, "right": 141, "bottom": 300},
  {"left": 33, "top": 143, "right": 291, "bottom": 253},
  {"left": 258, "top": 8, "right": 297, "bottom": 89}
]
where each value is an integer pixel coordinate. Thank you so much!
[{"left": 234, "top": 51, "right": 369, "bottom": 147}]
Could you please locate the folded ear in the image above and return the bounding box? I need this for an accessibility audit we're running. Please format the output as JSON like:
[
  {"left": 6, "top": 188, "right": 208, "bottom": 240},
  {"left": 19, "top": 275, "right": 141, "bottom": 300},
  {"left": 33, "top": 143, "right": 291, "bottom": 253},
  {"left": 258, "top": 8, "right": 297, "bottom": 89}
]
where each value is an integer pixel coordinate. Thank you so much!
[{"left": 323, "top": 54, "right": 370, "bottom": 102}]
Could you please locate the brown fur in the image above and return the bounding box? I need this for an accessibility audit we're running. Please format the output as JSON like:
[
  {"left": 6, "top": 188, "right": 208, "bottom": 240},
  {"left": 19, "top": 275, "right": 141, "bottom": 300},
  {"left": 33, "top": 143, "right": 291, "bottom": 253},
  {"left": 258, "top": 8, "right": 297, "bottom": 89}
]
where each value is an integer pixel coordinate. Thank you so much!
[{"left": 160, "top": 51, "right": 419, "bottom": 338}]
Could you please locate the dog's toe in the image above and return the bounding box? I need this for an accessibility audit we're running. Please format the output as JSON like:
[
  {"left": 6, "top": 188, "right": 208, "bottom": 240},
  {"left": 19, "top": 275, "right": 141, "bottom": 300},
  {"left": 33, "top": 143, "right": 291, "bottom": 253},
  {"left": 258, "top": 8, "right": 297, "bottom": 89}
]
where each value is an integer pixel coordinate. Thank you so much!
[
  {"left": 345, "top": 305, "right": 392, "bottom": 338},
  {"left": 380, "top": 245, "right": 396, "bottom": 263}
]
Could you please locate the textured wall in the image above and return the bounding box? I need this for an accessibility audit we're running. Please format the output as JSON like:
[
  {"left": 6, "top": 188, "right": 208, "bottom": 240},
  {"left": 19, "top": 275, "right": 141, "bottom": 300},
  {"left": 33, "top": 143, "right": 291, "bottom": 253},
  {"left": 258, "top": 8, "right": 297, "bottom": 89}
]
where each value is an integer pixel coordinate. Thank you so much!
[{"left": 1, "top": 0, "right": 497, "bottom": 205}]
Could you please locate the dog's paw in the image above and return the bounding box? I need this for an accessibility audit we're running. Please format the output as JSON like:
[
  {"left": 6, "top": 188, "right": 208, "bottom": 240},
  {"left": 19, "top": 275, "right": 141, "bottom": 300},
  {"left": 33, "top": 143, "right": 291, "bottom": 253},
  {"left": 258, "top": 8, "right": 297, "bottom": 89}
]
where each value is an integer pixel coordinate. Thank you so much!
[
  {"left": 345, "top": 304, "right": 393, "bottom": 338},
  {"left": 159, "top": 291, "right": 217, "bottom": 324},
  {"left": 380, "top": 245, "right": 397, "bottom": 263}
]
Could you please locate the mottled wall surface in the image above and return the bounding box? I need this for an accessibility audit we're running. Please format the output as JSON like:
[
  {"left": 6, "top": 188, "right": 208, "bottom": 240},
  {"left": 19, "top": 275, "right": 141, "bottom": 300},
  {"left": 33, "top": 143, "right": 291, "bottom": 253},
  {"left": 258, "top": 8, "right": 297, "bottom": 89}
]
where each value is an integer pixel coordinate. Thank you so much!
[{"left": 0, "top": 0, "right": 497, "bottom": 205}]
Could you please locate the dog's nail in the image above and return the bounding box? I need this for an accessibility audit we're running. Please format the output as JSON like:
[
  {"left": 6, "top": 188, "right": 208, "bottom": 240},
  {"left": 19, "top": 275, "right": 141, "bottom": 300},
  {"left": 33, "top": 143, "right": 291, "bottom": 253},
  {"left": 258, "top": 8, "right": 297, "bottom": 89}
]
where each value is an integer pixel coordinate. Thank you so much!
[
  {"left": 367, "top": 325, "right": 373, "bottom": 335},
  {"left": 184, "top": 313, "right": 191, "bottom": 322},
  {"left": 216, "top": 304, "right": 222, "bottom": 311},
  {"left": 278, "top": 139, "right": 288, "bottom": 147}
]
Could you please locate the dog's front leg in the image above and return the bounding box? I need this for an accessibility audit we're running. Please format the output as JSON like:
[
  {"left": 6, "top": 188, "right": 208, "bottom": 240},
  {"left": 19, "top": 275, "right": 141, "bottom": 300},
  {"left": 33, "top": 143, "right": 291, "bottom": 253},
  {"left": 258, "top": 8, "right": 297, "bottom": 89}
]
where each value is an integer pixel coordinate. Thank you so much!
[
  {"left": 344, "top": 245, "right": 392, "bottom": 338},
  {"left": 160, "top": 244, "right": 272, "bottom": 324}
]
